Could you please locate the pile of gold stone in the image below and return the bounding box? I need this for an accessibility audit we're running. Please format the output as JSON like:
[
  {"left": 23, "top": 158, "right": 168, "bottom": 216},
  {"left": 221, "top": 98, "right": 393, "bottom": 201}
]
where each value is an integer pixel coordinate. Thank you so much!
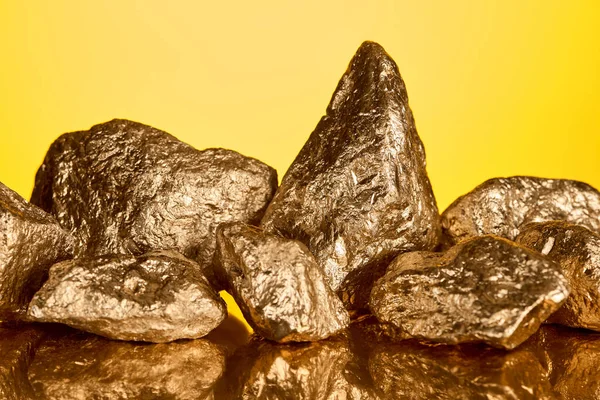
[{"left": 1, "top": 42, "right": 600, "bottom": 399}]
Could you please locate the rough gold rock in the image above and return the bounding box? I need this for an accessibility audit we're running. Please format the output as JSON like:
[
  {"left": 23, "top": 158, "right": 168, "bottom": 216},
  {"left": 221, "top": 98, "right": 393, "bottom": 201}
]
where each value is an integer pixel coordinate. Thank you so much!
[
  {"left": 517, "top": 221, "right": 600, "bottom": 331},
  {"left": 28, "top": 330, "right": 226, "bottom": 400},
  {"left": 0, "top": 182, "right": 72, "bottom": 322},
  {"left": 347, "top": 316, "right": 411, "bottom": 346},
  {"left": 27, "top": 250, "right": 226, "bottom": 342},
  {"left": 214, "top": 223, "right": 349, "bottom": 342},
  {"left": 0, "top": 327, "right": 45, "bottom": 400},
  {"left": 261, "top": 41, "right": 440, "bottom": 313},
  {"left": 31, "top": 119, "right": 277, "bottom": 287},
  {"left": 370, "top": 235, "right": 569, "bottom": 349},
  {"left": 441, "top": 177, "right": 600, "bottom": 246},
  {"left": 369, "top": 340, "right": 554, "bottom": 399}
]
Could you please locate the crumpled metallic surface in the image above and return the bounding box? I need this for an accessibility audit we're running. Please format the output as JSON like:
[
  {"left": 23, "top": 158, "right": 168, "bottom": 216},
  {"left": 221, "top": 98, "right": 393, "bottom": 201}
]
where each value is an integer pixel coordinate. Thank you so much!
[
  {"left": 28, "top": 329, "right": 226, "bottom": 400},
  {"left": 260, "top": 41, "right": 440, "bottom": 313},
  {"left": 0, "top": 327, "right": 45, "bottom": 400},
  {"left": 369, "top": 340, "right": 554, "bottom": 399},
  {"left": 217, "top": 334, "right": 379, "bottom": 399},
  {"left": 0, "top": 182, "right": 73, "bottom": 322},
  {"left": 214, "top": 222, "right": 349, "bottom": 342},
  {"left": 370, "top": 235, "right": 570, "bottom": 349},
  {"left": 441, "top": 177, "right": 600, "bottom": 246},
  {"left": 524, "top": 325, "right": 600, "bottom": 400},
  {"left": 31, "top": 118, "right": 278, "bottom": 287},
  {"left": 27, "top": 250, "right": 226, "bottom": 342},
  {"left": 347, "top": 315, "right": 411, "bottom": 346},
  {"left": 517, "top": 221, "right": 600, "bottom": 331}
]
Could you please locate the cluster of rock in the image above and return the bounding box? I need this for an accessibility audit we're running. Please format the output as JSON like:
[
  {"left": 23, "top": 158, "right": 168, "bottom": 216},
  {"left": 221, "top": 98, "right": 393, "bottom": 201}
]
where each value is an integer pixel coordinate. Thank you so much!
[{"left": 1, "top": 41, "right": 600, "bottom": 370}]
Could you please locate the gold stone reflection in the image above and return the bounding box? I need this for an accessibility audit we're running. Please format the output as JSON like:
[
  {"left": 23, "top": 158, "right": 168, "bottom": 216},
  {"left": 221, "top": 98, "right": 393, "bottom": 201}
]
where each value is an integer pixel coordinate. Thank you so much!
[
  {"left": 1, "top": 319, "right": 599, "bottom": 399},
  {"left": 218, "top": 334, "right": 379, "bottom": 399},
  {"left": 204, "top": 314, "right": 252, "bottom": 354},
  {"left": 369, "top": 340, "right": 554, "bottom": 399},
  {"left": 0, "top": 327, "right": 45, "bottom": 400},
  {"left": 524, "top": 325, "right": 600, "bottom": 400},
  {"left": 28, "top": 328, "right": 228, "bottom": 399}
]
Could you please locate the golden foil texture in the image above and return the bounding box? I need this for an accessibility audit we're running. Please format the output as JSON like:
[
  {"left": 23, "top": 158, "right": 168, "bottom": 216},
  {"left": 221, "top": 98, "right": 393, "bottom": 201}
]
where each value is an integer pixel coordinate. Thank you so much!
[
  {"left": 27, "top": 250, "right": 226, "bottom": 342},
  {"left": 517, "top": 221, "right": 600, "bottom": 331},
  {"left": 28, "top": 330, "right": 225, "bottom": 400},
  {"left": 214, "top": 223, "right": 349, "bottom": 342},
  {"left": 31, "top": 118, "right": 278, "bottom": 287},
  {"left": 441, "top": 177, "right": 600, "bottom": 246},
  {"left": 0, "top": 327, "right": 45, "bottom": 400},
  {"left": 261, "top": 41, "right": 440, "bottom": 313},
  {"left": 347, "top": 316, "right": 411, "bottom": 345},
  {"left": 369, "top": 340, "right": 554, "bottom": 399},
  {"left": 0, "top": 182, "right": 72, "bottom": 322},
  {"left": 370, "top": 235, "right": 570, "bottom": 349}
]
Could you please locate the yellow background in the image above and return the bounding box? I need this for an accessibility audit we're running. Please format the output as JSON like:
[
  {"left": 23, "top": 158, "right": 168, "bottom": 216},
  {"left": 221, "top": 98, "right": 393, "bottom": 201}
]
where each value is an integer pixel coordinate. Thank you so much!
[{"left": 1, "top": 2, "right": 599, "bottom": 325}]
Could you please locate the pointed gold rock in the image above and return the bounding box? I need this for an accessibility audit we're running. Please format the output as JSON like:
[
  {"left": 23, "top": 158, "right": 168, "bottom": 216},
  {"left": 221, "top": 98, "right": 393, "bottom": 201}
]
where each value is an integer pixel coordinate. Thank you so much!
[{"left": 261, "top": 42, "right": 440, "bottom": 313}]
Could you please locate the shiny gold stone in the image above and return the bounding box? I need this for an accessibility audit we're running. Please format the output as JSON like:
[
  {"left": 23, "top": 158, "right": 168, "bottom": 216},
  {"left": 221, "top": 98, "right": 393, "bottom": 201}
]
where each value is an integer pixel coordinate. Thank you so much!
[
  {"left": 370, "top": 235, "right": 569, "bottom": 349},
  {"left": 517, "top": 221, "right": 600, "bottom": 331},
  {"left": 214, "top": 222, "right": 349, "bottom": 342},
  {"left": 0, "top": 182, "right": 72, "bottom": 323},
  {"left": 441, "top": 177, "right": 600, "bottom": 247},
  {"left": 31, "top": 118, "right": 277, "bottom": 288},
  {"left": 27, "top": 250, "right": 226, "bottom": 343},
  {"left": 261, "top": 41, "right": 440, "bottom": 313}
]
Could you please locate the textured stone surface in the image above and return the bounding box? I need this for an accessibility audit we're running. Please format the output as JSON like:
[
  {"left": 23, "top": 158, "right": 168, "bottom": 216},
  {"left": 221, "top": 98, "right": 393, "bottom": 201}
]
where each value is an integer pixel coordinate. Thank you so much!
[
  {"left": 31, "top": 118, "right": 277, "bottom": 286},
  {"left": 524, "top": 325, "right": 600, "bottom": 400},
  {"left": 347, "top": 316, "right": 411, "bottom": 346},
  {"left": 0, "top": 182, "right": 72, "bottom": 322},
  {"left": 28, "top": 330, "right": 225, "bottom": 400},
  {"left": 517, "top": 221, "right": 600, "bottom": 331},
  {"left": 260, "top": 41, "right": 440, "bottom": 312},
  {"left": 217, "top": 335, "right": 379, "bottom": 399},
  {"left": 369, "top": 340, "right": 554, "bottom": 400},
  {"left": 441, "top": 177, "right": 600, "bottom": 246},
  {"left": 0, "top": 327, "right": 45, "bottom": 400},
  {"left": 27, "top": 250, "right": 226, "bottom": 342},
  {"left": 370, "top": 235, "right": 569, "bottom": 349},
  {"left": 214, "top": 223, "right": 349, "bottom": 342}
]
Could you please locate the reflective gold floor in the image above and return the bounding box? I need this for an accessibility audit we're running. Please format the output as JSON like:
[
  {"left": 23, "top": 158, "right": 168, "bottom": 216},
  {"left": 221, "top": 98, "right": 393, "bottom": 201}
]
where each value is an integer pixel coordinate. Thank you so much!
[{"left": 2, "top": 316, "right": 599, "bottom": 399}]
